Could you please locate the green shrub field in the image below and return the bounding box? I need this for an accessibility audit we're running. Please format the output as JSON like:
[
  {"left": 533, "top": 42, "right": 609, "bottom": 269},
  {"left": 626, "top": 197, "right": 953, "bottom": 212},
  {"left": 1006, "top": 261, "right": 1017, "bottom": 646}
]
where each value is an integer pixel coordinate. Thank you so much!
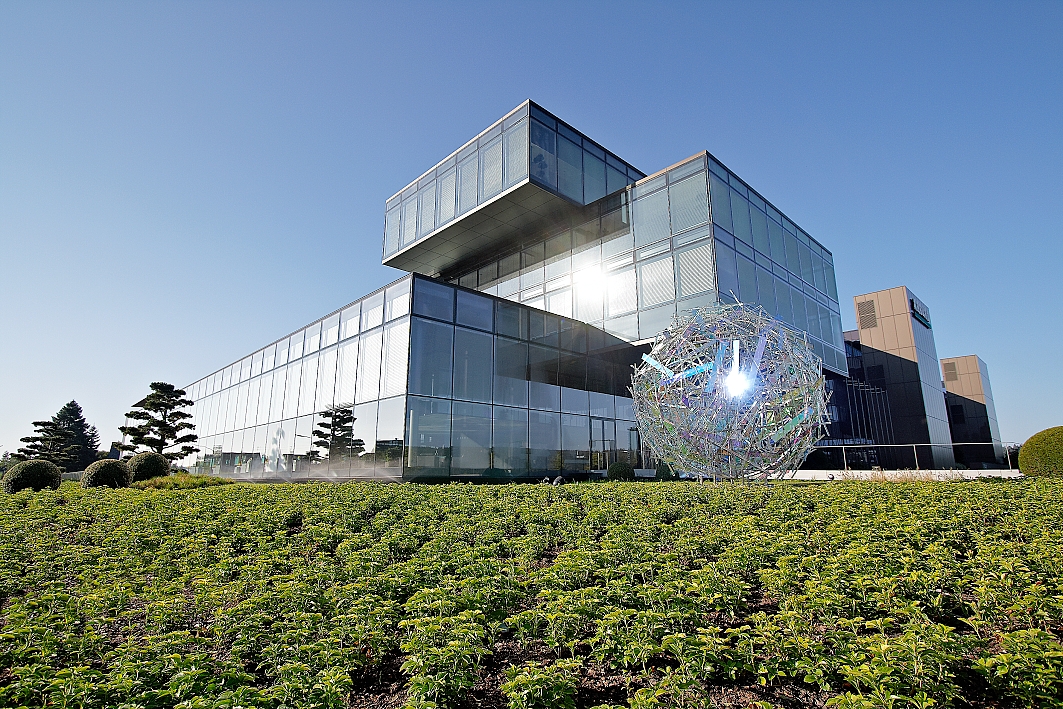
[{"left": 1, "top": 480, "right": 1061, "bottom": 708}]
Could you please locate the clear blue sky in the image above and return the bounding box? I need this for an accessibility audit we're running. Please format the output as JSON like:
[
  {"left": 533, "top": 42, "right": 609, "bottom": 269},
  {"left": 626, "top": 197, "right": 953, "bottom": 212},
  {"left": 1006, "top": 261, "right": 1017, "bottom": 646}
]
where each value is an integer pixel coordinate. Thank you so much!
[{"left": 1, "top": 1, "right": 1060, "bottom": 452}]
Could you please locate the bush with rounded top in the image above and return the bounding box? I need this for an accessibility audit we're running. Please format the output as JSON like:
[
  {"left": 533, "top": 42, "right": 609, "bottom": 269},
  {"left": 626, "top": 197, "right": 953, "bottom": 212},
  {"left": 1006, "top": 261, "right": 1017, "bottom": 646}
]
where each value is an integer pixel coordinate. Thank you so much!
[
  {"left": 127, "top": 452, "right": 170, "bottom": 482},
  {"left": 607, "top": 461, "right": 635, "bottom": 481},
  {"left": 81, "top": 459, "right": 132, "bottom": 488},
  {"left": 2, "top": 460, "right": 62, "bottom": 493},
  {"left": 1018, "top": 426, "right": 1063, "bottom": 478}
]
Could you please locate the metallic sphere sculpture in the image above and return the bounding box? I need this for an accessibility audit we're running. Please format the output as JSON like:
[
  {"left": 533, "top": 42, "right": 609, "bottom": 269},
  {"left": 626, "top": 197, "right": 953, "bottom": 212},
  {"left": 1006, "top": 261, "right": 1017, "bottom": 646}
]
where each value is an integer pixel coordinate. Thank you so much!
[{"left": 631, "top": 302, "right": 828, "bottom": 479}]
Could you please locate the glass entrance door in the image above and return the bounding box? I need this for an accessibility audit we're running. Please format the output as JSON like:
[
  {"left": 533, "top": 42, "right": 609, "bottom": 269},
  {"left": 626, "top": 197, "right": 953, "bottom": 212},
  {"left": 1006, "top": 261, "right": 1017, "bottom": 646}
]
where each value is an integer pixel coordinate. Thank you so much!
[{"left": 590, "top": 418, "right": 615, "bottom": 471}]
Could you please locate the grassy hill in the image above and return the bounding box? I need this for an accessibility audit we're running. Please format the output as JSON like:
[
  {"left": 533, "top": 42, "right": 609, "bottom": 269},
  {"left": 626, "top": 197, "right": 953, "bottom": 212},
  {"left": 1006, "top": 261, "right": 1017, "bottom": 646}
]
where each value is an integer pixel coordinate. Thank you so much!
[{"left": 0, "top": 480, "right": 1060, "bottom": 708}]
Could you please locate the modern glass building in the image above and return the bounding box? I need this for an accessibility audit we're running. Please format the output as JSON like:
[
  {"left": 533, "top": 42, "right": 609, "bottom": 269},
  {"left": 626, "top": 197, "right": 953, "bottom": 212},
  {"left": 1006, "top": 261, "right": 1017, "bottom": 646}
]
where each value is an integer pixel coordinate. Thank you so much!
[{"left": 183, "top": 100, "right": 848, "bottom": 480}]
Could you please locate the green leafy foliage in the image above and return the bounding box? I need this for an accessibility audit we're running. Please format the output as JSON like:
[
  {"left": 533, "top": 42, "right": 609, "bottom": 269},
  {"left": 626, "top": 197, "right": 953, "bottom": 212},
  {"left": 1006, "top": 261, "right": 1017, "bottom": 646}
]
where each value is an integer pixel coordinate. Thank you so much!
[
  {"left": 1018, "top": 425, "right": 1063, "bottom": 477},
  {"left": 607, "top": 461, "right": 635, "bottom": 481},
  {"left": 127, "top": 451, "right": 171, "bottom": 482},
  {"left": 0, "top": 481, "right": 1061, "bottom": 708},
  {"left": 81, "top": 459, "right": 132, "bottom": 488},
  {"left": 501, "top": 658, "right": 582, "bottom": 709},
  {"left": 13, "top": 400, "right": 100, "bottom": 472},
  {"left": 1, "top": 459, "right": 62, "bottom": 493},
  {"left": 130, "top": 473, "right": 232, "bottom": 490},
  {"left": 118, "top": 382, "right": 198, "bottom": 461}
]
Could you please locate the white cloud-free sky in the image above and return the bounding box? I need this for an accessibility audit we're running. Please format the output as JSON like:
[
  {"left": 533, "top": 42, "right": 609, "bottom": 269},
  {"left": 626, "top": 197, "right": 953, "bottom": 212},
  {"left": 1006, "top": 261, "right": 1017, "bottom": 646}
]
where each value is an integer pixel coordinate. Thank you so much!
[{"left": 1, "top": 1, "right": 1060, "bottom": 451}]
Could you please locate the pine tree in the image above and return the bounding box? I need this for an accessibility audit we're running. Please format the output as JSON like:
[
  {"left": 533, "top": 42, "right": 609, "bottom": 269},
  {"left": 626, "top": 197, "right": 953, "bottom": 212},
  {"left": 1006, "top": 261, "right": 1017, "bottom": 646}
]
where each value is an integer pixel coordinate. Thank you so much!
[
  {"left": 118, "top": 382, "right": 199, "bottom": 461},
  {"left": 53, "top": 401, "right": 100, "bottom": 471},
  {"left": 15, "top": 418, "right": 78, "bottom": 471}
]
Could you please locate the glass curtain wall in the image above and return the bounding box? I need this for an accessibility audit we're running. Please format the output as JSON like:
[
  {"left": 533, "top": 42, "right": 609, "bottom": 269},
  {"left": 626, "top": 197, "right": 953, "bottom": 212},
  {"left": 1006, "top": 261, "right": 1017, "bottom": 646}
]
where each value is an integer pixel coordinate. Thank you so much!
[
  {"left": 184, "top": 277, "right": 413, "bottom": 481},
  {"left": 405, "top": 276, "right": 642, "bottom": 482},
  {"left": 452, "top": 153, "right": 848, "bottom": 376}
]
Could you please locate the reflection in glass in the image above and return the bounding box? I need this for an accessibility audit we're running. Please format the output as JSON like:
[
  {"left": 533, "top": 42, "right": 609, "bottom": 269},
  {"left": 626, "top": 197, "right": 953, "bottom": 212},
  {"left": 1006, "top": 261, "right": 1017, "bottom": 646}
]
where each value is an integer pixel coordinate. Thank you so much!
[
  {"left": 561, "top": 414, "right": 590, "bottom": 471},
  {"left": 493, "top": 406, "right": 529, "bottom": 477},
  {"left": 452, "top": 401, "right": 492, "bottom": 478},
  {"left": 375, "top": 396, "right": 406, "bottom": 475},
  {"left": 413, "top": 278, "right": 455, "bottom": 322},
  {"left": 405, "top": 396, "right": 451, "bottom": 480},
  {"left": 529, "top": 410, "right": 561, "bottom": 473},
  {"left": 453, "top": 327, "right": 493, "bottom": 403},
  {"left": 409, "top": 318, "right": 453, "bottom": 398},
  {"left": 351, "top": 401, "right": 377, "bottom": 470},
  {"left": 356, "top": 330, "right": 382, "bottom": 404},
  {"left": 494, "top": 337, "right": 528, "bottom": 407}
]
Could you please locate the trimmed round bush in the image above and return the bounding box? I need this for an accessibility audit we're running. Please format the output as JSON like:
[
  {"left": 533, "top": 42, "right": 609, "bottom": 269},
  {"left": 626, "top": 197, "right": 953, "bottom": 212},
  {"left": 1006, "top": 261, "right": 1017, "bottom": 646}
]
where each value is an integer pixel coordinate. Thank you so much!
[
  {"left": 127, "top": 452, "right": 170, "bottom": 482},
  {"left": 81, "top": 459, "right": 132, "bottom": 488},
  {"left": 607, "top": 461, "right": 635, "bottom": 481},
  {"left": 2, "top": 460, "right": 62, "bottom": 493},
  {"left": 1018, "top": 426, "right": 1063, "bottom": 478}
]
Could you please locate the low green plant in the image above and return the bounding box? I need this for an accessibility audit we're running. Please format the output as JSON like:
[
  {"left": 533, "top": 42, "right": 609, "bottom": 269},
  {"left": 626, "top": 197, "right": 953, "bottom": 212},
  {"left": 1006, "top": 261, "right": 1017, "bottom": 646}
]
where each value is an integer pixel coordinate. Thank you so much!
[
  {"left": 81, "top": 458, "right": 132, "bottom": 488},
  {"left": 127, "top": 451, "right": 171, "bottom": 482},
  {"left": 130, "top": 473, "right": 232, "bottom": 490},
  {"left": 1, "top": 459, "right": 62, "bottom": 493},
  {"left": 655, "top": 461, "right": 676, "bottom": 481},
  {"left": 974, "top": 629, "right": 1063, "bottom": 705},
  {"left": 607, "top": 461, "right": 635, "bottom": 481},
  {"left": 1018, "top": 426, "right": 1063, "bottom": 477},
  {"left": 500, "top": 658, "right": 581, "bottom": 709}
]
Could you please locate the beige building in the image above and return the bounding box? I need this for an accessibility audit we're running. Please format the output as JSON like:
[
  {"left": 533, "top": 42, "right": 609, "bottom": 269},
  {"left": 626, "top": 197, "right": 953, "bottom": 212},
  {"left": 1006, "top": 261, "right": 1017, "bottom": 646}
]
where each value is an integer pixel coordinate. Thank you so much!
[
  {"left": 852, "top": 286, "right": 954, "bottom": 468},
  {"left": 941, "top": 355, "right": 1003, "bottom": 467}
]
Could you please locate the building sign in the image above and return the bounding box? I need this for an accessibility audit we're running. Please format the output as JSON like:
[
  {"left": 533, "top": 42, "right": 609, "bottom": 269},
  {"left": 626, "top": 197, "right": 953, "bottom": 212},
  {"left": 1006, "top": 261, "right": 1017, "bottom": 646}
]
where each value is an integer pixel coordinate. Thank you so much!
[{"left": 910, "top": 297, "right": 932, "bottom": 329}]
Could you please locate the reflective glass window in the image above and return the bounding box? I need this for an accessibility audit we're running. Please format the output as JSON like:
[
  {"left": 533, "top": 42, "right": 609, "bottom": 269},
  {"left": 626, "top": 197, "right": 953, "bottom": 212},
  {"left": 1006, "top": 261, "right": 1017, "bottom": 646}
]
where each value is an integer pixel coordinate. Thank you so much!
[
  {"left": 812, "top": 254, "right": 826, "bottom": 292},
  {"left": 316, "top": 347, "right": 337, "bottom": 413},
  {"left": 384, "top": 206, "right": 400, "bottom": 255},
  {"left": 529, "top": 410, "right": 561, "bottom": 473},
  {"left": 458, "top": 155, "right": 478, "bottom": 214},
  {"left": 561, "top": 414, "right": 590, "bottom": 471},
  {"left": 669, "top": 173, "right": 709, "bottom": 234},
  {"left": 529, "top": 344, "right": 560, "bottom": 411},
  {"left": 375, "top": 396, "right": 405, "bottom": 472},
  {"left": 774, "top": 278, "right": 794, "bottom": 324},
  {"left": 413, "top": 278, "right": 455, "bottom": 322},
  {"left": 269, "top": 367, "right": 287, "bottom": 422},
  {"left": 256, "top": 372, "right": 274, "bottom": 426},
  {"left": 405, "top": 396, "right": 451, "bottom": 480},
  {"left": 451, "top": 401, "right": 492, "bottom": 477},
  {"left": 494, "top": 337, "right": 528, "bottom": 407},
  {"left": 478, "top": 262, "right": 498, "bottom": 286},
  {"left": 606, "top": 267, "right": 637, "bottom": 317},
  {"left": 709, "top": 174, "right": 732, "bottom": 233},
  {"left": 529, "top": 120, "right": 556, "bottom": 189},
  {"left": 386, "top": 280, "right": 412, "bottom": 321},
  {"left": 632, "top": 188, "right": 669, "bottom": 246},
  {"left": 493, "top": 406, "right": 529, "bottom": 476},
  {"left": 584, "top": 152, "right": 606, "bottom": 203},
  {"left": 557, "top": 135, "right": 583, "bottom": 202},
  {"left": 480, "top": 137, "right": 503, "bottom": 200},
  {"left": 355, "top": 330, "right": 382, "bottom": 404},
  {"left": 453, "top": 327, "right": 493, "bottom": 403},
  {"left": 589, "top": 391, "right": 615, "bottom": 418},
  {"left": 322, "top": 314, "right": 340, "bottom": 348},
  {"left": 751, "top": 206, "right": 770, "bottom": 254},
  {"left": 418, "top": 183, "right": 436, "bottom": 237},
  {"left": 638, "top": 303, "right": 676, "bottom": 339},
  {"left": 799, "top": 243, "right": 814, "bottom": 284},
  {"left": 456, "top": 290, "right": 493, "bottom": 331},
  {"left": 737, "top": 254, "right": 758, "bottom": 303},
  {"left": 495, "top": 300, "right": 528, "bottom": 340},
  {"left": 757, "top": 266, "right": 777, "bottom": 315},
  {"left": 615, "top": 396, "right": 635, "bottom": 420},
  {"left": 401, "top": 198, "right": 418, "bottom": 246},
  {"left": 730, "top": 190, "right": 752, "bottom": 245},
  {"left": 784, "top": 232, "right": 801, "bottom": 275},
  {"left": 437, "top": 169, "right": 457, "bottom": 224},
  {"left": 504, "top": 119, "right": 529, "bottom": 187},
  {"left": 561, "top": 386, "right": 589, "bottom": 414},
  {"left": 335, "top": 339, "right": 358, "bottom": 407},
  {"left": 546, "top": 289, "right": 572, "bottom": 318},
  {"left": 408, "top": 317, "right": 453, "bottom": 398},
  {"left": 767, "top": 219, "right": 786, "bottom": 264},
  {"left": 606, "top": 165, "right": 628, "bottom": 194},
  {"left": 529, "top": 311, "right": 559, "bottom": 347},
  {"left": 381, "top": 320, "right": 410, "bottom": 399},
  {"left": 362, "top": 292, "right": 384, "bottom": 330},
  {"left": 298, "top": 354, "right": 319, "bottom": 418},
  {"left": 340, "top": 303, "right": 360, "bottom": 340},
  {"left": 283, "top": 362, "right": 302, "bottom": 420},
  {"left": 638, "top": 256, "right": 676, "bottom": 308},
  {"left": 676, "top": 241, "right": 716, "bottom": 297},
  {"left": 305, "top": 323, "right": 321, "bottom": 354},
  {"left": 351, "top": 401, "right": 377, "bottom": 469}
]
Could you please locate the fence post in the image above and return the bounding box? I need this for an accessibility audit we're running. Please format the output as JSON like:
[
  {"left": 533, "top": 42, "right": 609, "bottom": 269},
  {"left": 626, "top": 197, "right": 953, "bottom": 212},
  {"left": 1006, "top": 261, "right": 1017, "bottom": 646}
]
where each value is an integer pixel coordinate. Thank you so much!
[
  {"left": 842, "top": 446, "right": 848, "bottom": 471},
  {"left": 913, "top": 444, "right": 919, "bottom": 470}
]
